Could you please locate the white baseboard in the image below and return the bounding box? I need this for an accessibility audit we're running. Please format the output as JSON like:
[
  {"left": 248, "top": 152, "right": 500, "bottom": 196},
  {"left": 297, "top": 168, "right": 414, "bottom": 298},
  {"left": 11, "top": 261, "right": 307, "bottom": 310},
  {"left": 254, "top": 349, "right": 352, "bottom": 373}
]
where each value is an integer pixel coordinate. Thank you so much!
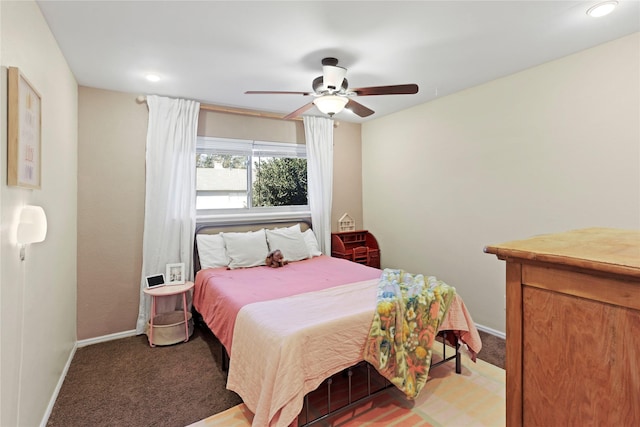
[
  {"left": 475, "top": 323, "right": 506, "bottom": 340},
  {"left": 39, "top": 342, "right": 77, "bottom": 427},
  {"left": 77, "top": 329, "right": 138, "bottom": 348}
]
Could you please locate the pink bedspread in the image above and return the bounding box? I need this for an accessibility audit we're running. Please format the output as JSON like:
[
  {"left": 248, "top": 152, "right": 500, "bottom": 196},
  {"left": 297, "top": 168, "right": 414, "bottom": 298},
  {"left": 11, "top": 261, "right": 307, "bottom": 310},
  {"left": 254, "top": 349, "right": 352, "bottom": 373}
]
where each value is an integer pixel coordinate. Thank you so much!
[
  {"left": 440, "top": 293, "right": 483, "bottom": 359},
  {"left": 227, "top": 279, "right": 380, "bottom": 427},
  {"left": 193, "top": 255, "right": 381, "bottom": 354}
]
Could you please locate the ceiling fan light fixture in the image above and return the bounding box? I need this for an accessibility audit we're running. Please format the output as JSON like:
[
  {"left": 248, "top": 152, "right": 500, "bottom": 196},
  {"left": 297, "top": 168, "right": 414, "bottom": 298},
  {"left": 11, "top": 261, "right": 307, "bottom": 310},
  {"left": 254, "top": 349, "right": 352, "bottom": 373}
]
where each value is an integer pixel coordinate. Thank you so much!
[
  {"left": 586, "top": 1, "right": 618, "bottom": 17},
  {"left": 313, "top": 95, "right": 348, "bottom": 116}
]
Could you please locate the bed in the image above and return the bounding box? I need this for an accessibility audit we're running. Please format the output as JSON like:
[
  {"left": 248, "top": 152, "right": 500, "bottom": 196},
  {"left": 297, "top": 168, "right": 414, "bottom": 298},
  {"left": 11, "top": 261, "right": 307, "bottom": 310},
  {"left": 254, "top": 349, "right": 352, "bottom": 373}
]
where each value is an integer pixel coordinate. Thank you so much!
[{"left": 192, "top": 221, "right": 482, "bottom": 427}]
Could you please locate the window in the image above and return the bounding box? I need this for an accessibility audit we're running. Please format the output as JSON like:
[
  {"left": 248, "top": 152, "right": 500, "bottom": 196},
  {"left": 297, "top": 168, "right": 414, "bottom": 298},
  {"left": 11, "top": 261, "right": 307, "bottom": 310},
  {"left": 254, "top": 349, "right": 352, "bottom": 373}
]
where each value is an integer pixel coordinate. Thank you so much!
[{"left": 196, "top": 137, "right": 308, "bottom": 216}]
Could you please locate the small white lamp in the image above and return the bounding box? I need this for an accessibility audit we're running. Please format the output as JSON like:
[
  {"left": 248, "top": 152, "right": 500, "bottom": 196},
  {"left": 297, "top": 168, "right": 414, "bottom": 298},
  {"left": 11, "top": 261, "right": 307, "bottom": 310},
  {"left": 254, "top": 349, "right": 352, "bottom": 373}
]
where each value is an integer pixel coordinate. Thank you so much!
[
  {"left": 313, "top": 95, "right": 349, "bottom": 117},
  {"left": 17, "top": 205, "right": 47, "bottom": 261}
]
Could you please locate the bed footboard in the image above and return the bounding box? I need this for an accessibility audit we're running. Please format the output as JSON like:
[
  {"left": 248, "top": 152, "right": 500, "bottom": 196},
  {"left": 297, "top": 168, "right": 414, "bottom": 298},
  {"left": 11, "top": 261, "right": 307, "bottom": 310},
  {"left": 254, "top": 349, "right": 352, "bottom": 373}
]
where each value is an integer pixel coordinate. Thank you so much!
[
  {"left": 298, "top": 332, "right": 461, "bottom": 426},
  {"left": 299, "top": 362, "right": 392, "bottom": 427}
]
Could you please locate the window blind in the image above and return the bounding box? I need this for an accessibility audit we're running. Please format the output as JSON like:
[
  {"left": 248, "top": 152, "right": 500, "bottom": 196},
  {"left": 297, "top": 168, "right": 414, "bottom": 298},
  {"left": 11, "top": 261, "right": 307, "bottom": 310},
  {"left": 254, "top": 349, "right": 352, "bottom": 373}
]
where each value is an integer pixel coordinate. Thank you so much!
[{"left": 197, "top": 137, "right": 306, "bottom": 157}]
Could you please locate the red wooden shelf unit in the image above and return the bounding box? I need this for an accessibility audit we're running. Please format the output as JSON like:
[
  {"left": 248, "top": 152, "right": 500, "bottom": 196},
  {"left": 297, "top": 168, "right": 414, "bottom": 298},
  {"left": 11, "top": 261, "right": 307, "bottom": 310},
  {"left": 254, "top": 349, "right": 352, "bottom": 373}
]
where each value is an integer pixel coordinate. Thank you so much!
[{"left": 331, "top": 230, "right": 380, "bottom": 269}]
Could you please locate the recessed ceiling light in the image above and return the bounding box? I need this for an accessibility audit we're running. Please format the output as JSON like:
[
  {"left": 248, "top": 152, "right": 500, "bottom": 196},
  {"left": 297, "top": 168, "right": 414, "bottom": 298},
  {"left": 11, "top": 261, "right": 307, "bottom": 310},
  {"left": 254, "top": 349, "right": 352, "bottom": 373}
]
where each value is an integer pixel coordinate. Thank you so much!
[
  {"left": 145, "top": 73, "right": 161, "bottom": 82},
  {"left": 586, "top": 1, "right": 618, "bottom": 17}
]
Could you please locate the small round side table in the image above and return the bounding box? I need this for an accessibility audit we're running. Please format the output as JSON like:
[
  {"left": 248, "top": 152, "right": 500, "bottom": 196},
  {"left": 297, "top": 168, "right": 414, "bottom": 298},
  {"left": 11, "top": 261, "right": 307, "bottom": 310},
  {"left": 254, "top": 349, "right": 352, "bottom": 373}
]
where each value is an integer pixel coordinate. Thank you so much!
[{"left": 143, "top": 281, "right": 194, "bottom": 347}]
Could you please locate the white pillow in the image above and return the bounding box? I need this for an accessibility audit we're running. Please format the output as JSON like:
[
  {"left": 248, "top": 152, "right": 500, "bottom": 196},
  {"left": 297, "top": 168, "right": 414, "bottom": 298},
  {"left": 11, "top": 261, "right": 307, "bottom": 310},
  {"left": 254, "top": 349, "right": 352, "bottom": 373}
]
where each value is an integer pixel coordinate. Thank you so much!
[
  {"left": 222, "top": 229, "right": 269, "bottom": 269},
  {"left": 303, "top": 228, "right": 323, "bottom": 257},
  {"left": 266, "top": 224, "right": 310, "bottom": 262},
  {"left": 196, "top": 234, "right": 230, "bottom": 269}
]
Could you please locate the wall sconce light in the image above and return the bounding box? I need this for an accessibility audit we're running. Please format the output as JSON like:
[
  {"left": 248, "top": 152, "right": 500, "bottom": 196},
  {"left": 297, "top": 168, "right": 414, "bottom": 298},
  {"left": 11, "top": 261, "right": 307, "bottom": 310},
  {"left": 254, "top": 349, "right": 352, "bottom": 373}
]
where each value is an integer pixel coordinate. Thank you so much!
[
  {"left": 17, "top": 205, "right": 47, "bottom": 261},
  {"left": 313, "top": 95, "right": 348, "bottom": 117}
]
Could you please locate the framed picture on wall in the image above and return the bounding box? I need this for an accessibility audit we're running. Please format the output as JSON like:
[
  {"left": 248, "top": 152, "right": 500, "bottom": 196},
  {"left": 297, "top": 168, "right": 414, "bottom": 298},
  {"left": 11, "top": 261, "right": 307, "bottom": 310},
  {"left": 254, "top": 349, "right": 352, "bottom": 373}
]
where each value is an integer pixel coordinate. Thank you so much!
[
  {"left": 166, "top": 263, "right": 186, "bottom": 286},
  {"left": 8, "top": 67, "right": 42, "bottom": 189}
]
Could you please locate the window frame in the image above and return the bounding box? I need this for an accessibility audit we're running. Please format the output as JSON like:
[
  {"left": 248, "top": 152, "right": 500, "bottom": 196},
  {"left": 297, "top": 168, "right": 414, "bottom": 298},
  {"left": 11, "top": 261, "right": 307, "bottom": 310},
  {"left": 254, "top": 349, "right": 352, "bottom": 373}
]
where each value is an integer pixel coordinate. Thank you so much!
[{"left": 196, "top": 136, "right": 310, "bottom": 221}]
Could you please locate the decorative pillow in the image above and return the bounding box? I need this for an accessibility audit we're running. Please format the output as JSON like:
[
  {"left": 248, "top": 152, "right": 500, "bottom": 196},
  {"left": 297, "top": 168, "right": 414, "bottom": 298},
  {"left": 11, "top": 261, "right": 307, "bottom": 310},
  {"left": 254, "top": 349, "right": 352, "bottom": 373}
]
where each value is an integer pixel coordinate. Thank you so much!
[
  {"left": 196, "top": 234, "right": 230, "bottom": 269},
  {"left": 222, "top": 229, "right": 269, "bottom": 269},
  {"left": 302, "top": 228, "right": 323, "bottom": 257},
  {"left": 265, "top": 224, "right": 310, "bottom": 262}
]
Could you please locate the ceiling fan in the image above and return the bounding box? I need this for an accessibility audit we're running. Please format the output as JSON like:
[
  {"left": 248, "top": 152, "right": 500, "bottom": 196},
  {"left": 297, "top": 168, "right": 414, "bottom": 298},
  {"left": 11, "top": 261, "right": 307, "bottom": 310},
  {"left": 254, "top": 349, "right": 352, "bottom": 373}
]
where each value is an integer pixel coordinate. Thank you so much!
[{"left": 245, "top": 57, "right": 419, "bottom": 119}]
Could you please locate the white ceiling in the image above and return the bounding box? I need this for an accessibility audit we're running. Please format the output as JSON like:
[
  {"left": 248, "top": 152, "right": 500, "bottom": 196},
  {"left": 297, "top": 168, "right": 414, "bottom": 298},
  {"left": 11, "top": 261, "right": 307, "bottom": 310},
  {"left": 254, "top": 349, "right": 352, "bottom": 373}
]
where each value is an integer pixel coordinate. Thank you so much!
[{"left": 37, "top": 0, "right": 640, "bottom": 123}]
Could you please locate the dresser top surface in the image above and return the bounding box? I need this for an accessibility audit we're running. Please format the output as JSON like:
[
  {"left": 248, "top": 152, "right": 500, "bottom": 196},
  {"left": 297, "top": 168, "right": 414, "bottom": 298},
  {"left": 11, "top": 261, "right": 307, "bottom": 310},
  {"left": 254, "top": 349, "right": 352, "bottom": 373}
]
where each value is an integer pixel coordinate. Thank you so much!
[{"left": 485, "top": 227, "right": 640, "bottom": 276}]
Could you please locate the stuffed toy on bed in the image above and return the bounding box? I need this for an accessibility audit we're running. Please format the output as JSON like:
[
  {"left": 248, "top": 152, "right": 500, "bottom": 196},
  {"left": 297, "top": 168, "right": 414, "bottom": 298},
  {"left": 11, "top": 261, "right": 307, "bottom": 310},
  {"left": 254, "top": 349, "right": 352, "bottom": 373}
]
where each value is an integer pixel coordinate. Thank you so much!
[{"left": 265, "top": 249, "right": 288, "bottom": 268}]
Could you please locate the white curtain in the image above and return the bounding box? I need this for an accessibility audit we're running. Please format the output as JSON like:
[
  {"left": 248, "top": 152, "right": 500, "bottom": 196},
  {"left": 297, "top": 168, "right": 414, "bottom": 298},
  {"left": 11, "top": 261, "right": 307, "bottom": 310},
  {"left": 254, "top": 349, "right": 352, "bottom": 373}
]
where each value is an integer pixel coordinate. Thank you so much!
[
  {"left": 303, "top": 116, "right": 334, "bottom": 255},
  {"left": 135, "top": 95, "right": 200, "bottom": 334}
]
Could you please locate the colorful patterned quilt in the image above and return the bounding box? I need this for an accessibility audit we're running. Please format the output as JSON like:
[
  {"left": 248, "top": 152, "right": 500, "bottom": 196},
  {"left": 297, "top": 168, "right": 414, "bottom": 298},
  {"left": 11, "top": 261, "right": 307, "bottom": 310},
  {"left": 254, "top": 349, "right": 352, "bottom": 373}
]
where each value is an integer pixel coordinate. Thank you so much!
[{"left": 363, "top": 269, "right": 456, "bottom": 399}]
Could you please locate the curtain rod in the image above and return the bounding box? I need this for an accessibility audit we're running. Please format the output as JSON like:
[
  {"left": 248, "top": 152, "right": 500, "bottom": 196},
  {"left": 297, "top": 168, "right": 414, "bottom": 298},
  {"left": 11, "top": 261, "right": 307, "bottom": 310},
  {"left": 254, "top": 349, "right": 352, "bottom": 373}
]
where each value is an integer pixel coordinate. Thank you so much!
[{"left": 136, "top": 95, "right": 302, "bottom": 122}]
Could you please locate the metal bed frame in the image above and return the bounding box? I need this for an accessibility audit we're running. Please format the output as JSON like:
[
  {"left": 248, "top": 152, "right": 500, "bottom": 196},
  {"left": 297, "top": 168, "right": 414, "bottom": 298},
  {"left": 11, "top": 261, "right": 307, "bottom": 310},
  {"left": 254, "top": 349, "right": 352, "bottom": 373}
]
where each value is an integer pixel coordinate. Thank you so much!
[{"left": 298, "top": 331, "right": 461, "bottom": 427}]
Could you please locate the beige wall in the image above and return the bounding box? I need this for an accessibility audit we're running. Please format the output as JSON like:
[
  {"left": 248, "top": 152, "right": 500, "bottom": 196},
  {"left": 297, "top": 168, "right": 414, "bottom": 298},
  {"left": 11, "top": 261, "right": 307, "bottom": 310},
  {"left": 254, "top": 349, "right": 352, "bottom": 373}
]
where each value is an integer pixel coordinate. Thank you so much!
[
  {"left": 77, "top": 87, "right": 148, "bottom": 340},
  {"left": 77, "top": 100, "right": 364, "bottom": 339},
  {"left": 332, "top": 121, "right": 364, "bottom": 232},
  {"left": 362, "top": 33, "right": 640, "bottom": 334},
  {"left": 198, "top": 109, "right": 306, "bottom": 143},
  {"left": 1, "top": 1, "right": 78, "bottom": 425}
]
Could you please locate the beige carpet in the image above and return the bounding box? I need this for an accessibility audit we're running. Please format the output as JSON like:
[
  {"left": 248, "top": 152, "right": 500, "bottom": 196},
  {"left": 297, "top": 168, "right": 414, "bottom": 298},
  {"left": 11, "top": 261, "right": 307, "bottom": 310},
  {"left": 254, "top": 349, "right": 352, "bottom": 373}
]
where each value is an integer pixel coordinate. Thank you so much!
[{"left": 189, "top": 346, "right": 505, "bottom": 427}]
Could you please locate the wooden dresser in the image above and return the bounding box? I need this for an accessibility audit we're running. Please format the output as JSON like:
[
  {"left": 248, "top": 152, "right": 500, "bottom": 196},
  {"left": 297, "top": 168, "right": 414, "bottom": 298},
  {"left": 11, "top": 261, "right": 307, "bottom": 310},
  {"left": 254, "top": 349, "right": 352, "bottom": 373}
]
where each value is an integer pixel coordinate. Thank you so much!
[
  {"left": 485, "top": 228, "right": 640, "bottom": 426},
  {"left": 331, "top": 230, "right": 380, "bottom": 268}
]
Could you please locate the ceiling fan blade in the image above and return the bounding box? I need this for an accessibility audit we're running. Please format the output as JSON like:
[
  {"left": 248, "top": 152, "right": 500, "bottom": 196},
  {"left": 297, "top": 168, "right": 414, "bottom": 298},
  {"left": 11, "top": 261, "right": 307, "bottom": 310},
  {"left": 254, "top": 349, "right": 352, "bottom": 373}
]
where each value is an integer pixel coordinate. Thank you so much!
[
  {"left": 351, "top": 84, "right": 419, "bottom": 96},
  {"left": 345, "top": 99, "right": 374, "bottom": 118},
  {"left": 245, "top": 90, "right": 313, "bottom": 96},
  {"left": 283, "top": 102, "right": 315, "bottom": 120}
]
